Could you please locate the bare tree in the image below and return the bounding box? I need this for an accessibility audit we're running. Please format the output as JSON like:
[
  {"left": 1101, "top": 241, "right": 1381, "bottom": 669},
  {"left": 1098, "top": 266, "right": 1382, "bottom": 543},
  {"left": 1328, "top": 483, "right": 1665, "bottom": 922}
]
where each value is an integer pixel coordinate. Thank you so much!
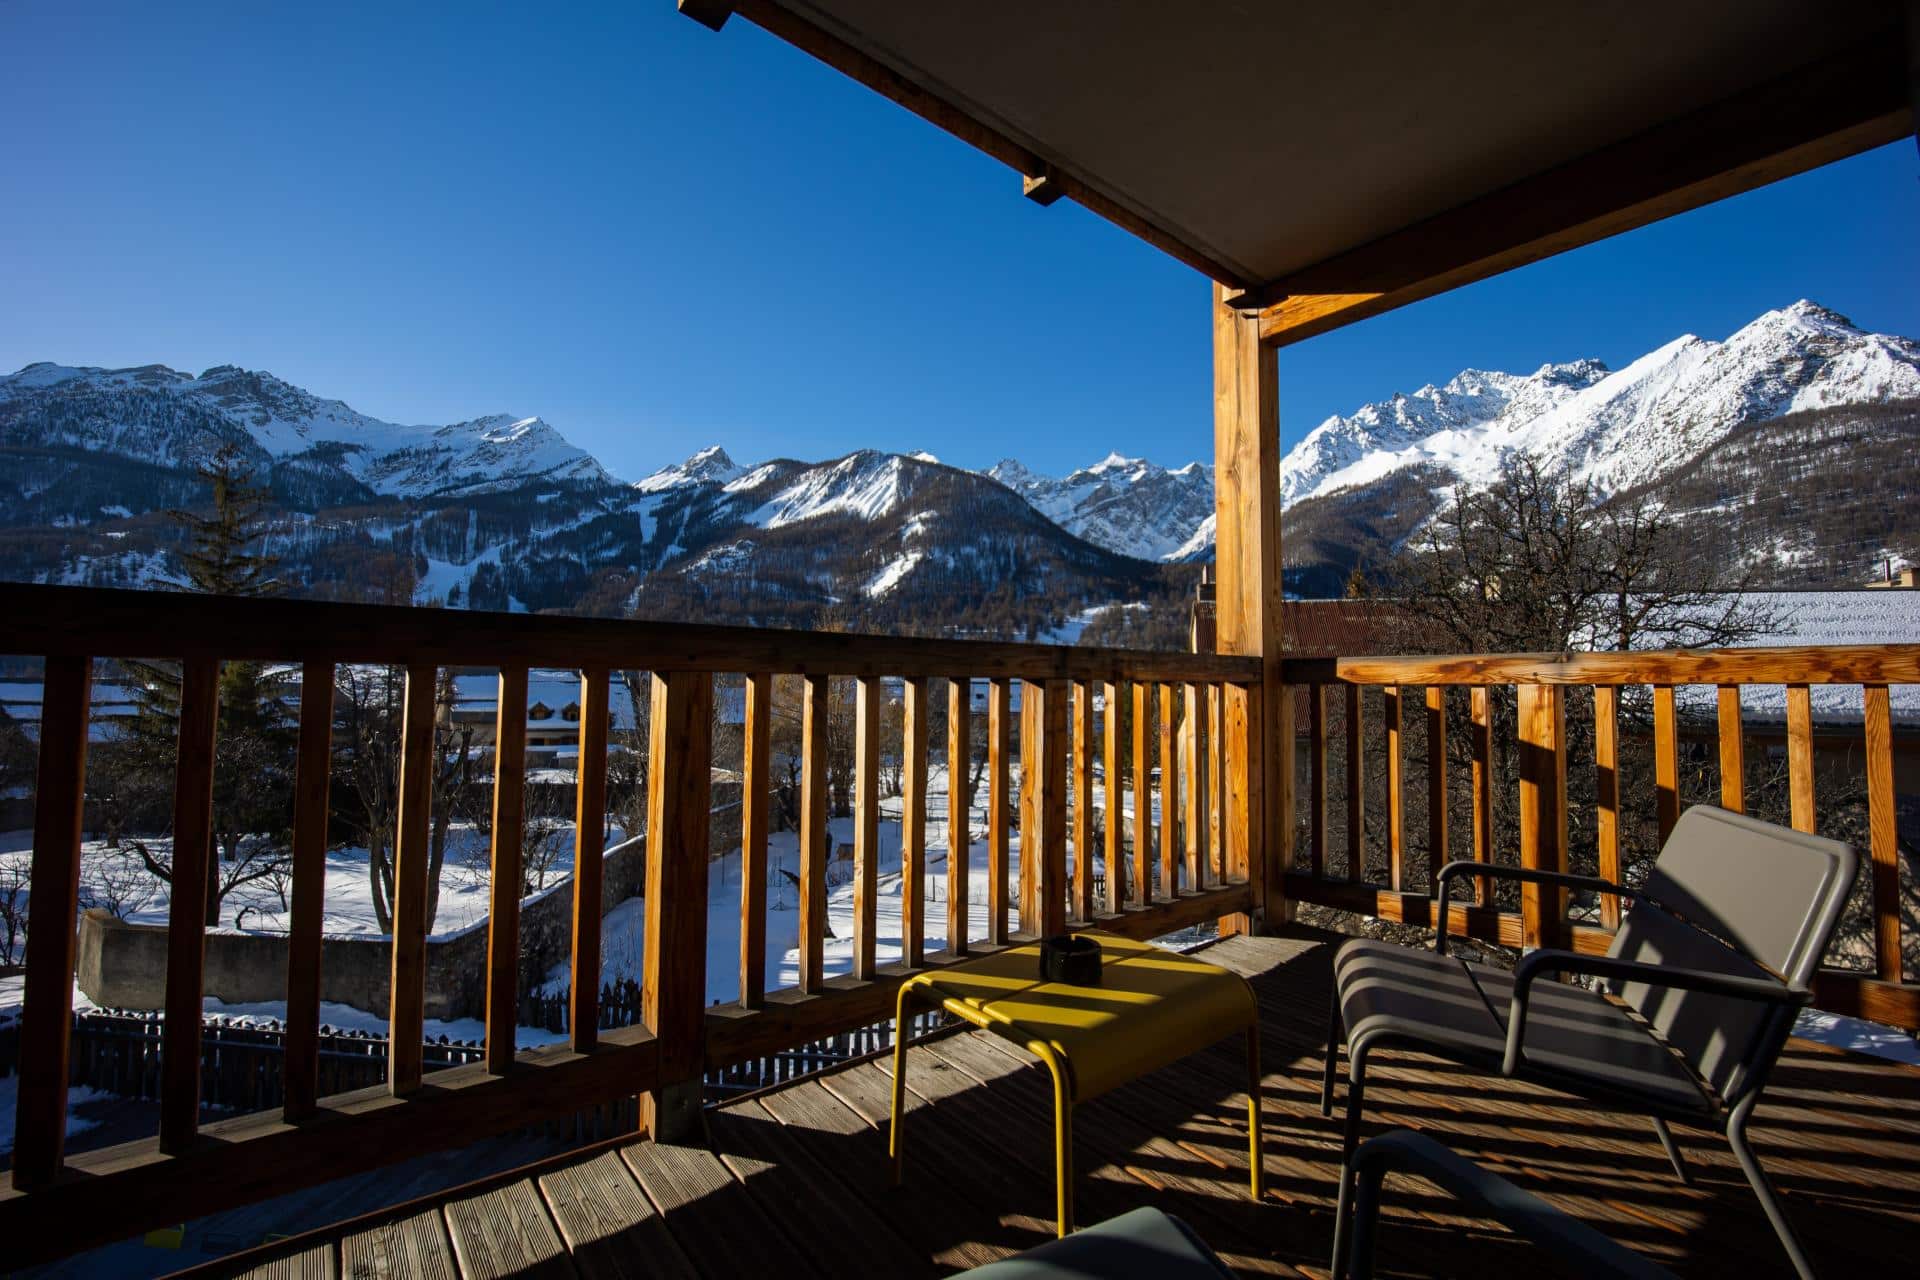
[{"left": 0, "top": 860, "right": 28, "bottom": 965}]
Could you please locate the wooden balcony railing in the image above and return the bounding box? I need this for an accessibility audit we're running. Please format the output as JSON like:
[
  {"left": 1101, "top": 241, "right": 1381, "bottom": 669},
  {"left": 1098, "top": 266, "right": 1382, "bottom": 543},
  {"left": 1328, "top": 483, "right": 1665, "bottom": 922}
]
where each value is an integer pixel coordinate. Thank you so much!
[
  {"left": 1279, "top": 647, "right": 1920, "bottom": 1030},
  {"left": 0, "top": 583, "right": 1261, "bottom": 1263}
]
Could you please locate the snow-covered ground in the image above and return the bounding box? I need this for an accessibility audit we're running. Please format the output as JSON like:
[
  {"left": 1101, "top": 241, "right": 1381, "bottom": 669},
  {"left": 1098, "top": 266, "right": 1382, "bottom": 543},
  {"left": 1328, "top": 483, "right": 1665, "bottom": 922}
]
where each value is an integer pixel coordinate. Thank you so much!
[
  {"left": 0, "top": 1075, "right": 105, "bottom": 1156},
  {"left": 1670, "top": 590, "right": 1920, "bottom": 725}
]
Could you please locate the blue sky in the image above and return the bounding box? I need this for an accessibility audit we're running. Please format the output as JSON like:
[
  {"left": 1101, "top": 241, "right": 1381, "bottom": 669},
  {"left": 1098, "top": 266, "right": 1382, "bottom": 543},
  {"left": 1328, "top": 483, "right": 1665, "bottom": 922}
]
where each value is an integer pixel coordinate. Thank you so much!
[{"left": 4, "top": 2, "right": 1916, "bottom": 482}]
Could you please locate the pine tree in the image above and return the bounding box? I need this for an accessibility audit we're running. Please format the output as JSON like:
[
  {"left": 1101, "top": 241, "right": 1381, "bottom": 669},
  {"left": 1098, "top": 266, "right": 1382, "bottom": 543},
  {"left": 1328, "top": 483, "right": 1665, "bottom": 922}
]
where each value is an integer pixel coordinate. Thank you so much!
[{"left": 173, "top": 439, "right": 282, "bottom": 596}]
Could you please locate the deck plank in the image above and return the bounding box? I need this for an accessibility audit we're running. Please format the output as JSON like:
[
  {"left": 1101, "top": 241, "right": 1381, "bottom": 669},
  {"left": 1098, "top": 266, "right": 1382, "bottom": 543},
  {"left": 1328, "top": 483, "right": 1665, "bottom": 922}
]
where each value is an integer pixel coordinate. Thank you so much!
[
  {"left": 537, "top": 1150, "right": 698, "bottom": 1280},
  {"left": 237, "top": 1240, "right": 336, "bottom": 1280},
  {"left": 622, "top": 1139, "right": 821, "bottom": 1278},
  {"left": 339, "top": 1206, "right": 457, "bottom": 1280},
  {"left": 442, "top": 1177, "right": 574, "bottom": 1280}
]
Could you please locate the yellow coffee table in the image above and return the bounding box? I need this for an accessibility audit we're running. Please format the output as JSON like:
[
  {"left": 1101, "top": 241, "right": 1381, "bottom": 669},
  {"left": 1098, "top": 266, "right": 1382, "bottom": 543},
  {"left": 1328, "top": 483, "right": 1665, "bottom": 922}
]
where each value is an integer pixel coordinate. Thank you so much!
[{"left": 890, "top": 929, "right": 1264, "bottom": 1236}]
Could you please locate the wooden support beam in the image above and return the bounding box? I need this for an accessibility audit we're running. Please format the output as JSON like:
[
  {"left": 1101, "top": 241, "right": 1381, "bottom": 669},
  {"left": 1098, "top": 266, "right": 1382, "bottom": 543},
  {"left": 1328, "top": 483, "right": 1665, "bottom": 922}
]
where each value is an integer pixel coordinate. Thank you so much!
[
  {"left": 740, "top": 673, "right": 771, "bottom": 1007},
  {"left": 388, "top": 664, "right": 437, "bottom": 1097},
  {"left": 946, "top": 677, "right": 971, "bottom": 954},
  {"left": 900, "top": 677, "right": 929, "bottom": 967},
  {"left": 284, "top": 660, "right": 335, "bottom": 1115},
  {"left": 853, "top": 676, "right": 881, "bottom": 979},
  {"left": 1256, "top": 37, "right": 1911, "bottom": 347},
  {"left": 1213, "top": 283, "right": 1288, "bottom": 930},
  {"left": 484, "top": 667, "right": 528, "bottom": 1076},
  {"left": 12, "top": 654, "right": 91, "bottom": 1189},
  {"left": 1022, "top": 170, "right": 1065, "bottom": 206},
  {"left": 643, "top": 671, "right": 713, "bottom": 1140},
  {"left": 571, "top": 667, "right": 611, "bottom": 1051},
  {"left": 676, "top": 0, "right": 734, "bottom": 32},
  {"left": 1158, "top": 683, "right": 1178, "bottom": 894},
  {"left": 798, "top": 675, "right": 830, "bottom": 992},
  {"left": 1024, "top": 680, "right": 1069, "bottom": 936}
]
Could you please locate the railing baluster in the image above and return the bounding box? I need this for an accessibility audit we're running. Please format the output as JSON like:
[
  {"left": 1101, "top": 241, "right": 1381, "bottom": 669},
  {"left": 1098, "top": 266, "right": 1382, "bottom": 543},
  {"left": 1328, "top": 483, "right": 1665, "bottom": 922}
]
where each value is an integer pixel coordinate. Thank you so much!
[
  {"left": 1864, "top": 685, "right": 1900, "bottom": 983},
  {"left": 946, "top": 677, "right": 971, "bottom": 954},
  {"left": 1132, "top": 680, "right": 1152, "bottom": 905},
  {"left": 1184, "top": 681, "right": 1208, "bottom": 890},
  {"left": 485, "top": 666, "right": 528, "bottom": 1074},
  {"left": 571, "top": 666, "right": 611, "bottom": 1051},
  {"left": 740, "top": 673, "right": 771, "bottom": 1007},
  {"left": 1028, "top": 679, "right": 1069, "bottom": 936},
  {"left": 1384, "top": 685, "right": 1404, "bottom": 890},
  {"left": 1345, "top": 683, "right": 1365, "bottom": 883},
  {"left": 1103, "top": 679, "right": 1125, "bottom": 911},
  {"left": 799, "top": 675, "right": 829, "bottom": 991},
  {"left": 641, "top": 670, "right": 713, "bottom": 1141},
  {"left": 987, "top": 677, "right": 1011, "bottom": 944},
  {"left": 1018, "top": 680, "right": 1039, "bottom": 928},
  {"left": 901, "top": 676, "right": 928, "bottom": 967},
  {"left": 1786, "top": 683, "right": 1815, "bottom": 833},
  {"left": 13, "top": 654, "right": 91, "bottom": 1189},
  {"left": 1716, "top": 684, "right": 1746, "bottom": 813},
  {"left": 1517, "top": 684, "right": 1567, "bottom": 952},
  {"left": 1594, "top": 685, "right": 1621, "bottom": 930},
  {"left": 161, "top": 655, "right": 219, "bottom": 1150},
  {"left": 1225, "top": 683, "right": 1254, "bottom": 891},
  {"left": 1425, "top": 686, "right": 1447, "bottom": 889},
  {"left": 387, "top": 663, "right": 436, "bottom": 1096},
  {"left": 1158, "top": 682, "right": 1178, "bottom": 894},
  {"left": 853, "top": 676, "right": 880, "bottom": 979},
  {"left": 1653, "top": 683, "right": 1679, "bottom": 845},
  {"left": 285, "top": 659, "right": 335, "bottom": 1114},
  {"left": 1072, "top": 681, "right": 1095, "bottom": 920},
  {"left": 1207, "top": 683, "right": 1223, "bottom": 882},
  {"left": 1306, "top": 683, "right": 1325, "bottom": 880},
  {"left": 1470, "top": 686, "right": 1493, "bottom": 906}
]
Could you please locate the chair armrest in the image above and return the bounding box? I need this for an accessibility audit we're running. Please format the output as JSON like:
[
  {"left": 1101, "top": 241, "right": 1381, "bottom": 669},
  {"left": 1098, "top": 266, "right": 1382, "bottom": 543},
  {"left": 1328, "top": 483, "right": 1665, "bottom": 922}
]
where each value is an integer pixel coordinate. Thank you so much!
[
  {"left": 1433, "top": 862, "right": 1633, "bottom": 955},
  {"left": 1501, "top": 949, "right": 1808, "bottom": 1076},
  {"left": 1342, "top": 1131, "right": 1678, "bottom": 1280}
]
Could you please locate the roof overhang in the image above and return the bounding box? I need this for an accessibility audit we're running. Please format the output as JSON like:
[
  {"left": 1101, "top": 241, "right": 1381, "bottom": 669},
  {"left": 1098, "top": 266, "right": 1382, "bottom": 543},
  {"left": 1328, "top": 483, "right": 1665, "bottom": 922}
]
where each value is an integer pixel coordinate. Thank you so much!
[{"left": 688, "top": 1, "right": 1915, "bottom": 345}]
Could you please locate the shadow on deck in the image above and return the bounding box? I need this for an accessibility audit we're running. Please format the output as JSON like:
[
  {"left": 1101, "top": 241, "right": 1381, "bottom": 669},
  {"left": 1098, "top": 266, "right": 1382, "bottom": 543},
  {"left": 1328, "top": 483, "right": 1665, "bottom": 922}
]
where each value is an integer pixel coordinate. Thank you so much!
[{"left": 188, "top": 928, "right": 1920, "bottom": 1279}]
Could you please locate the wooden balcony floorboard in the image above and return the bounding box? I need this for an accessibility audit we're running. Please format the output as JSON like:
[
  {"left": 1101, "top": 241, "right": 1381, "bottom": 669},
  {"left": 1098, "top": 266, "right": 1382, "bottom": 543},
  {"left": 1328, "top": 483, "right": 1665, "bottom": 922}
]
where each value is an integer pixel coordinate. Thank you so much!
[{"left": 198, "top": 927, "right": 1920, "bottom": 1279}]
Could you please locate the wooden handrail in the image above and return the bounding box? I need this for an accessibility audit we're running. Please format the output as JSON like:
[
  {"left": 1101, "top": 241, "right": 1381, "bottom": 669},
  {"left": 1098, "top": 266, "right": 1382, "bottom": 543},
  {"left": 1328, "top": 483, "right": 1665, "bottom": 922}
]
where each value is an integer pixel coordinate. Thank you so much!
[
  {"left": 1286, "top": 644, "right": 1920, "bottom": 687},
  {"left": 0, "top": 582, "right": 1258, "bottom": 682}
]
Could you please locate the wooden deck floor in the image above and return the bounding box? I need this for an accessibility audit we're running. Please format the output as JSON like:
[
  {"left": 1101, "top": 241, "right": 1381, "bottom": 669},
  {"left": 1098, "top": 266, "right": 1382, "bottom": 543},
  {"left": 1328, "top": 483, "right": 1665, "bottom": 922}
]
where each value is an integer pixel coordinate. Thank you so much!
[{"left": 199, "top": 928, "right": 1920, "bottom": 1279}]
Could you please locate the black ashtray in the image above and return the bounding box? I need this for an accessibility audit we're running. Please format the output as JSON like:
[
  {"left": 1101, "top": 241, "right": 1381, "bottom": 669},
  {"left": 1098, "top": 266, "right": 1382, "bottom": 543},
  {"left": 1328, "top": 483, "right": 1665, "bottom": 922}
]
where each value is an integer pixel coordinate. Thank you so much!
[{"left": 1039, "top": 934, "right": 1103, "bottom": 986}]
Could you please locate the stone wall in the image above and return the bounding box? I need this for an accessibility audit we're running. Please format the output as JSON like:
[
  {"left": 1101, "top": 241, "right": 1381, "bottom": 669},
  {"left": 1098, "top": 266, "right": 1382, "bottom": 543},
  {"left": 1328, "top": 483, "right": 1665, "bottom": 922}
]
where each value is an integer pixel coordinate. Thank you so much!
[{"left": 74, "top": 832, "right": 664, "bottom": 1021}]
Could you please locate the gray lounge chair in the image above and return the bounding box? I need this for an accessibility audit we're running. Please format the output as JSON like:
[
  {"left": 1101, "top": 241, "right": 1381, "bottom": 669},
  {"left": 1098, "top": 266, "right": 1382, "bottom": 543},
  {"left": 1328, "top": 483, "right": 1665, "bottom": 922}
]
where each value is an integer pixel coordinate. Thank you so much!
[
  {"left": 1322, "top": 805, "right": 1857, "bottom": 1280},
  {"left": 1334, "top": 1130, "right": 1679, "bottom": 1280}
]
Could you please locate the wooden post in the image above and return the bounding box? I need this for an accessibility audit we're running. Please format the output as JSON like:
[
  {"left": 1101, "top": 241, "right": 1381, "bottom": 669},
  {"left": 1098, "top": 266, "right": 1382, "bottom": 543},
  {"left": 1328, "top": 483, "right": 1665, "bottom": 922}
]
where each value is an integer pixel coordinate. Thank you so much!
[
  {"left": 740, "top": 673, "right": 771, "bottom": 1006},
  {"left": 1345, "top": 684, "right": 1366, "bottom": 883},
  {"left": 285, "top": 660, "right": 335, "bottom": 1113},
  {"left": 12, "top": 654, "right": 90, "bottom": 1189},
  {"left": 1306, "top": 684, "right": 1326, "bottom": 880},
  {"left": 484, "top": 666, "right": 528, "bottom": 1075},
  {"left": 1864, "top": 685, "right": 1900, "bottom": 982},
  {"left": 1786, "top": 684, "right": 1815, "bottom": 833},
  {"left": 799, "top": 675, "right": 830, "bottom": 991},
  {"left": 853, "top": 677, "right": 880, "bottom": 979},
  {"left": 387, "top": 664, "right": 437, "bottom": 1097},
  {"left": 1384, "top": 686, "right": 1404, "bottom": 890},
  {"left": 1184, "top": 682, "right": 1209, "bottom": 889},
  {"left": 901, "top": 677, "right": 929, "bottom": 966},
  {"left": 946, "top": 677, "right": 971, "bottom": 954},
  {"left": 1021, "top": 680, "right": 1069, "bottom": 935},
  {"left": 1424, "top": 686, "right": 1447, "bottom": 887},
  {"left": 1213, "top": 283, "right": 1289, "bottom": 930},
  {"left": 161, "top": 656, "right": 220, "bottom": 1150},
  {"left": 1716, "top": 685, "right": 1746, "bottom": 813},
  {"left": 1516, "top": 685, "right": 1567, "bottom": 951},
  {"left": 571, "top": 667, "right": 611, "bottom": 1051},
  {"left": 1652, "top": 684, "right": 1679, "bottom": 845},
  {"left": 1469, "top": 686, "right": 1494, "bottom": 906},
  {"left": 642, "top": 671, "right": 713, "bottom": 1141}
]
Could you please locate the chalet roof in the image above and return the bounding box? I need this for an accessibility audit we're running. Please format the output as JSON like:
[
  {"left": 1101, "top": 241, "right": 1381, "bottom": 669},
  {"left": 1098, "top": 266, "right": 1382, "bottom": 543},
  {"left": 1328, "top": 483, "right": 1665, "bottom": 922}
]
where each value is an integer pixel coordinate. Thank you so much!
[{"left": 709, "top": 1, "right": 1913, "bottom": 341}]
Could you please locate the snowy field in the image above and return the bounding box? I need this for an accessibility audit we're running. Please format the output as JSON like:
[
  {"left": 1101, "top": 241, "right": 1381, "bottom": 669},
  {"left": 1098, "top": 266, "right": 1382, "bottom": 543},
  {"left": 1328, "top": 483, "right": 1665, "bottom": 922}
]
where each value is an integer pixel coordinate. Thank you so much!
[{"left": 1670, "top": 590, "right": 1920, "bottom": 725}]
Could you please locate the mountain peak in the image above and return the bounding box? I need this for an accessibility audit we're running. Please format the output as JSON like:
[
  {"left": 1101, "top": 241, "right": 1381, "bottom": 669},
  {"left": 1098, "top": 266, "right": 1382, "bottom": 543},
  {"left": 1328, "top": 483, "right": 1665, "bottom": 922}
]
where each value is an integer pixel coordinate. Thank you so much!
[{"left": 635, "top": 444, "right": 744, "bottom": 493}]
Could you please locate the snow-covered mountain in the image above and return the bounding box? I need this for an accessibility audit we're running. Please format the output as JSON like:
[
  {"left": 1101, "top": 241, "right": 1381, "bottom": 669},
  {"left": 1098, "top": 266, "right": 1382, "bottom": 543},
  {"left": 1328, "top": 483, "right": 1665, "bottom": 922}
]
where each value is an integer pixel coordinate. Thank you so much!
[
  {"left": 0, "top": 362, "right": 611, "bottom": 499},
  {"left": 988, "top": 453, "right": 1214, "bottom": 563},
  {"left": 1281, "top": 301, "right": 1920, "bottom": 509}
]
